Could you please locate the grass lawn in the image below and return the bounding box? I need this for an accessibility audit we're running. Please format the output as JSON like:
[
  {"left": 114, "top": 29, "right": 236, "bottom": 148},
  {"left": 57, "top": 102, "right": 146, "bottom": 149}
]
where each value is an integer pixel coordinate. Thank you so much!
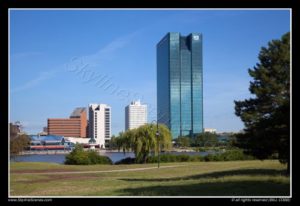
[{"left": 9, "top": 160, "right": 290, "bottom": 196}]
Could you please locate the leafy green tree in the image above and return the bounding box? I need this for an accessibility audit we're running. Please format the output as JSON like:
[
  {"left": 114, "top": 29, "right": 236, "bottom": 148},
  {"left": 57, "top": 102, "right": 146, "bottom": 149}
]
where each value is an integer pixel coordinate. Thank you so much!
[
  {"left": 10, "top": 134, "right": 31, "bottom": 155},
  {"left": 133, "top": 125, "right": 156, "bottom": 163},
  {"left": 176, "top": 136, "right": 190, "bottom": 148},
  {"left": 234, "top": 32, "right": 290, "bottom": 173},
  {"left": 109, "top": 135, "right": 119, "bottom": 149},
  {"left": 227, "top": 134, "right": 238, "bottom": 149},
  {"left": 10, "top": 123, "right": 20, "bottom": 140},
  {"left": 117, "top": 124, "right": 172, "bottom": 163},
  {"left": 115, "top": 132, "right": 125, "bottom": 151},
  {"left": 195, "top": 132, "right": 218, "bottom": 147},
  {"left": 9, "top": 121, "right": 30, "bottom": 155},
  {"left": 121, "top": 129, "right": 137, "bottom": 153},
  {"left": 10, "top": 121, "right": 31, "bottom": 156}
]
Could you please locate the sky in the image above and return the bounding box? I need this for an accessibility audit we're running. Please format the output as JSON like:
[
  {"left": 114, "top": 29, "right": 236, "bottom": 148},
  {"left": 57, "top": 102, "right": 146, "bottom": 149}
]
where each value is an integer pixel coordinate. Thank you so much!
[{"left": 9, "top": 9, "right": 290, "bottom": 135}]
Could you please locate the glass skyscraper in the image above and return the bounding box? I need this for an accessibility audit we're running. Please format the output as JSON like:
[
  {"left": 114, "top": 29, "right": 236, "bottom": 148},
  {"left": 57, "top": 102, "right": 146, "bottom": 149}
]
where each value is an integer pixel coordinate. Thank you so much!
[{"left": 157, "top": 32, "right": 203, "bottom": 139}]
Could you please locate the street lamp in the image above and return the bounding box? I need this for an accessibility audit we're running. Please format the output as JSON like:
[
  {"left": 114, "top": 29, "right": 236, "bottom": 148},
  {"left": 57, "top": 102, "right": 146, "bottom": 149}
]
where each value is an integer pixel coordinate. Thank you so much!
[{"left": 151, "top": 120, "right": 160, "bottom": 168}]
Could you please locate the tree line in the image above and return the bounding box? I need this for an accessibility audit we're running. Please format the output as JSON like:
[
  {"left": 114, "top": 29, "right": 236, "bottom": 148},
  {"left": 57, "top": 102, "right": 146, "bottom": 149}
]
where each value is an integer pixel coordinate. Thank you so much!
[{"left": 10, "top": 122, "right": 31, "bottom": 155}]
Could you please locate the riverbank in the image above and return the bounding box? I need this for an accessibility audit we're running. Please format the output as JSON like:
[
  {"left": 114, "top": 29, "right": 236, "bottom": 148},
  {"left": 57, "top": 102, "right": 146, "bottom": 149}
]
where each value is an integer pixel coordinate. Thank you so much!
[
  {"left": 10, "top": 160, "right": 289, "bottom": 196},
  {"left": 11, "top": 149, "right": 220, "bottom": 165},
  {"left": 105, "top": 148, "right": 198, "bottom": 152},
  {"left": 10, "top": 151, "right": 135, "bottom": 164},
  {"left": 18, "top": 149, "right": 121, "bottom": 155},
  {"left": 16, "top": 147, "right": 199, "bottom": 155},
  {"left": 19, "top": 150, "right": 71, "bottom": 155}
]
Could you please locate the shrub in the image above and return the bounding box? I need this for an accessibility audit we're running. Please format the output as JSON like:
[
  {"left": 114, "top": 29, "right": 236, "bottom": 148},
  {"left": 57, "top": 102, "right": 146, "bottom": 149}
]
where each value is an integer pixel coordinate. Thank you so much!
[
  {"left": 160, "top": 154, "right": 177, "bottom": 162},
  {"left": 220, "top": 149, "right": 255, "bottom": 161},
  {"left": 177, "top": 154, "right": 190, "bottom": 162},
  {"left": 124, "top": 153, "right": 204, "bottom": 163},
  {"left": 204, "top": 154, "right": 222, "bottom": 161},
  {"left": 65, "top": 144, "right": 112, "bottom": 165},
  {"left": 87, "top": 150, "right": 113, "bottom": 164},
  {"left": 191, "top": 155, "right": 204, "bottom": 162},
  {"left": 65, "top": 149, "right": 90, "bottom": 165},
  {"left": 203, "top": 149, "right": 255, "bottom": 162},
  {"left": 145, "top": 156, "right": 157, "bottom": 163},
  {"left": 116, "top": 150, "right": 256, "bottom": 164},
  {"left": 114, "top": 157, "right": 136, "bottom": 164}
]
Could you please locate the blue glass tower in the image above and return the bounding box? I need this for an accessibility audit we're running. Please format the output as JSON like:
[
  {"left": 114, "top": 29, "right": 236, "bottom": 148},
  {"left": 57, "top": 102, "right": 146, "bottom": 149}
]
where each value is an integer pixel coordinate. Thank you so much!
[{"left": 157, "top": 32, "right": 203, "bottom": 139}]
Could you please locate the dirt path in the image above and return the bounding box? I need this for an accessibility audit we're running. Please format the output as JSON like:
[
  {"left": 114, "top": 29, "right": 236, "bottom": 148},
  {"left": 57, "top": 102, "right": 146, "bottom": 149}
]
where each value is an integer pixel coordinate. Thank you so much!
[{"left": 16, "top": 164, "right": 186, "bottom": 175}]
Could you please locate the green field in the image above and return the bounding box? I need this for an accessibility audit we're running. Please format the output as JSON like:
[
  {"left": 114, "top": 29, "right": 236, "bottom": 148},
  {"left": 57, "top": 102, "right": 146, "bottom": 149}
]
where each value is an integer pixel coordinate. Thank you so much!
[{"left": 10, "top": 160, "right": 290, "bottom": 196}]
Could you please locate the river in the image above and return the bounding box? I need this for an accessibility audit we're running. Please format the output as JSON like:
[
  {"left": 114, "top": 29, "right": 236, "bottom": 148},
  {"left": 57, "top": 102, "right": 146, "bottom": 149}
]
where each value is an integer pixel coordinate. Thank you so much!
[{"left": 10, "top": 151, "right": 213, "bottom": 164}]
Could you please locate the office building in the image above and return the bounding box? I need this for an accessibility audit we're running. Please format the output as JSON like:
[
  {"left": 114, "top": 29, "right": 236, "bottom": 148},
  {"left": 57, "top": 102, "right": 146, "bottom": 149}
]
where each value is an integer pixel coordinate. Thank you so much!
[
  {"left": 48, "top": 107, "right": 87, "bottom": 138},
  {"left": 204, "top": 128, "right": 217, "bottom": 133},
  {"left": 125, "top": 100, "right": 147, "bottom": 130},
  {"left": 89, "top": 104, "right": 111, "bottom": 148},
  {"left": 157, "top": 32, "right": 203, "bottom": 138}
]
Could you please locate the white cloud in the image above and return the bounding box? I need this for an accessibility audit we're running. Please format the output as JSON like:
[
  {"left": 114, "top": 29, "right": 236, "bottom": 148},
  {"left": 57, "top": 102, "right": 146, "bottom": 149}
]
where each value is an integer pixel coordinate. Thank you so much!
[
  {"left": 10, "top": 30, "right": 142, "bottom": 94},
  {"left": 82, "top": 30, "right": 142, "bottom": 66},
  {"left": 11, "top": 51, "right": 43, "bottom": 59},
  {"left": 10, "top": 71, "right": 57, "bottom": 93}
]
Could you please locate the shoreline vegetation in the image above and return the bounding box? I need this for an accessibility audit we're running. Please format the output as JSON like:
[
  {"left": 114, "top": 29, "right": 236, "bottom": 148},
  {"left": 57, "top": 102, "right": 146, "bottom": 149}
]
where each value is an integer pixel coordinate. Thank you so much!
[{"left": 14, "top": 147, "right": 205, "bottom": 156}]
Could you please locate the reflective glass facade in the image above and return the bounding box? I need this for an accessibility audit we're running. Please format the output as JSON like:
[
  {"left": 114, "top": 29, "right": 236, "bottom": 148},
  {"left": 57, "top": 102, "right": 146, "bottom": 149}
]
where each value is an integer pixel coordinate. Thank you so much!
[{"left": 157, "top": 32, "right": 203, "bottom": 139}]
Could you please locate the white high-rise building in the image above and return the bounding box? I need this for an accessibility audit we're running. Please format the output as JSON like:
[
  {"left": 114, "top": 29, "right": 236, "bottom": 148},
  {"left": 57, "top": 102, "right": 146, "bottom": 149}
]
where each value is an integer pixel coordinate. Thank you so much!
[
  {"left": 125, "top": 100, "right": 147, "bottom": 131},
  {"left": 88, "top": 104, "right": 111, "bottom": 148},
  {"left": 204, "top": 128, "right": 217, "bottom": 133}
]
